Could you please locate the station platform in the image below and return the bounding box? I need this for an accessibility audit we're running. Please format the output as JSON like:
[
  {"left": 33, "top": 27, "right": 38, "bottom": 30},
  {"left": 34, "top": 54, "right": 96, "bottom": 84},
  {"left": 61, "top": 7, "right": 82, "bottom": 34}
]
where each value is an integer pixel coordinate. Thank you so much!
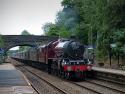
[
  {"left": 0, "top": 63, "right": 37, "bottom": 94},
  {"left": 92, "top": 67, "right": 125, "bottom": 76}
]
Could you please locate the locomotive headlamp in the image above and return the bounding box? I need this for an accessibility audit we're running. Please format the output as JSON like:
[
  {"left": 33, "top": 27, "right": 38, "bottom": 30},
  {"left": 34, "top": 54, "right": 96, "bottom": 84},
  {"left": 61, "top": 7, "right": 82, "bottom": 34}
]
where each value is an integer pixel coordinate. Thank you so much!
[
  {"left": 62, "top": 60, "right": 68, "bottom": 66},
  {"left": 77, "top": 62, "right": 79, "bottom": 65},
  {"left": 62, "top": 62, "right": 67, "bottom": 66},
  {"left": 67, "top": 66, "right": 72, "bottom": 71},
  {"left": 87, "top": 66, "right": 92, "bottom": 71}
]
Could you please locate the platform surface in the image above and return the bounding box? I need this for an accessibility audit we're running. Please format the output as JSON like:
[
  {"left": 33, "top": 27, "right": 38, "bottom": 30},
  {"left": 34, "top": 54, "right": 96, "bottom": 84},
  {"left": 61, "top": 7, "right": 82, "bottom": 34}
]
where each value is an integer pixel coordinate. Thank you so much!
[
  {"left": 0, "top": 63, "right": 37, "bottom": 94},
  {"left": 92, "top": 67, "right": 125, "bottom": 76}
]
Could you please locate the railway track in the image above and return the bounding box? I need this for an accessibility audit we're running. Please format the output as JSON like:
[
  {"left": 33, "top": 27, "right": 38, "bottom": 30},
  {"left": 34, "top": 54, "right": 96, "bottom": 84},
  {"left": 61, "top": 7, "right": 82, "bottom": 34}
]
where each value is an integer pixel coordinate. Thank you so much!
[
  {"left": 85, "top": 79, "right": 125, "bottom": 94},
  {"left": 23, "top": 65, "right": 125, "bottom": 94},
  {"left": 13, "top": 60, "right": 125, "bottom": 94},
  {"left": 19, "top": 65, "right": 124, "bottom": 94},
  {"left": 93, "top": 70, "right": 125, "bottom": 85},
  {"left": 21, "top": 66, "right": 102, "bottom": 94},
  {"left": 72, "top": 80, "right": 125, "bottom": 94},
  {"left": 15, "top": 64, "right": 99, "bottom": 94},
  {"left": 29, "top": 82, "right": 41, "bottom": 94},
  {"left": 71, "top": 82, "right": 102, "bottom": 94},
  {"left": 95, "top": 76, "right": 125, "bottom": 85},
  {"left": 18, "top": 67, "right": 41, "bottom": 94},
  {"left": 18, "top": 66, "right": 68, "bottom": 94}
]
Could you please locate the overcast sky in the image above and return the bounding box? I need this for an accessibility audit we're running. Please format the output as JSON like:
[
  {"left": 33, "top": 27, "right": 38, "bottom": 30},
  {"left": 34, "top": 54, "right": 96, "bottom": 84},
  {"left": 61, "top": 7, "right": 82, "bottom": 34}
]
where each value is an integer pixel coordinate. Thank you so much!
[{"left": 0, "top": 0, "right": 62, "bottom": 35}]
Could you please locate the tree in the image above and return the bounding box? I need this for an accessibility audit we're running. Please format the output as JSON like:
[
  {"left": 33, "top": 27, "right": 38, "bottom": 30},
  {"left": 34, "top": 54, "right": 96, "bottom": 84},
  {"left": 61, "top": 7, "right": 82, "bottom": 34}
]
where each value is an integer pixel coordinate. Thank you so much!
[
  {"left": 42, "top": 23, "right": 56, "bottom": 35},
  {"left": 43, "top": 23, "right": 59, "bottom": 36},
  {"left": 58, "top": 26, "right": 71, "bottom": 38},
  {"left": 62, "top": 0, "right": 125, "bottom": 60},
  {"left": 19, "top": 30, "right": 31, "bottom": 51},
  {"left": 0, "top": 35, "right": 4, "bottom": 47},
  {"left": 112, "top": 29, "right": 125, "bottom": 56},
  {"left": 43, "top": 22, "right": 71, "bottom": 38},
  {"left": 21, "top": 30, "right": 31, "bottom": 35},
  {"left": 43, "top": 0, "right": 125, "bottom": 61}
]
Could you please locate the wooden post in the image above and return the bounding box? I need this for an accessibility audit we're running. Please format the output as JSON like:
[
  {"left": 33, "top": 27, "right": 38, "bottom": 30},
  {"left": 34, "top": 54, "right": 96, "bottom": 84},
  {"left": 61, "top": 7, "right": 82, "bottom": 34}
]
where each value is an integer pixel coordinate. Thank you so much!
[
  {"left": 109, "top": 47, "right": 112, "bottom": 67},
  {"left": 118, "top": 50, "right": 120, "bottom": 66}
]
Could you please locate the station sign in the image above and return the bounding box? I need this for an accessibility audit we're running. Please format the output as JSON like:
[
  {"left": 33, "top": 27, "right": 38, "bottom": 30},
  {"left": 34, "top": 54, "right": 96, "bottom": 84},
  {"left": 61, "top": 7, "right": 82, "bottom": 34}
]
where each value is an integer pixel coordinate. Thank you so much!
[{"left": 110, "top": 43, "right": 117, "bottom": 48}]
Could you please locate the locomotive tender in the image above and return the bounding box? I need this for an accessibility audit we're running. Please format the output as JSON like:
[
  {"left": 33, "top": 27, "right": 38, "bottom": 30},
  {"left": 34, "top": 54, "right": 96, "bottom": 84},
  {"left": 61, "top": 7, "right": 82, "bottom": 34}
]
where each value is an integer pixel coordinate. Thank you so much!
[{"left": 12, "top": 38, "right": 93, "bottom": 79}]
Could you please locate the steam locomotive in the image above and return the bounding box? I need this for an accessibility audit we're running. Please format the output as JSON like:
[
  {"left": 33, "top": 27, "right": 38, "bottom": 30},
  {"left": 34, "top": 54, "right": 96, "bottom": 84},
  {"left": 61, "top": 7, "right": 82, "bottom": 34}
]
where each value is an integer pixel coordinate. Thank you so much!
[{"left": 12, "top": 38, "right": 93, "bottom": 79}]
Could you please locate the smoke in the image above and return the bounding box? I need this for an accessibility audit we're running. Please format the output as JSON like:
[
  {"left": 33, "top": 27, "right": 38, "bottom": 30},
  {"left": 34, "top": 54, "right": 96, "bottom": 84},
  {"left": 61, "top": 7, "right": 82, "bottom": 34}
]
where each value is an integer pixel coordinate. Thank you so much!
[
  {"left": 56, "top": 7, "right": 79, "bottom": 32},
  {"left": 63, "top": 7, "right": 79, "bottom": 31}
]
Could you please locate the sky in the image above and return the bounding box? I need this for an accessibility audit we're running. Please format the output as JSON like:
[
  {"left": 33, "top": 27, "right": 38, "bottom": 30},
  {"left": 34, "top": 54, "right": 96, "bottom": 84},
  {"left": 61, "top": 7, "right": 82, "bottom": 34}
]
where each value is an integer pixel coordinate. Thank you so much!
[{"left": 0, "top": 0, "right": 62, "bottom": 35}]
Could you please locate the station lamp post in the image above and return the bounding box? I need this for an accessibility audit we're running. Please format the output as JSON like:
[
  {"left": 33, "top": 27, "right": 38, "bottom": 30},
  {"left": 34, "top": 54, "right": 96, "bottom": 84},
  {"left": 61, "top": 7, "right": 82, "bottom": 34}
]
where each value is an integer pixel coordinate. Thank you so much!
[
  {"left": 110, "top": 43, "right": 117, "bottom": 67},
  {"left": 87, "top": 46, "right": 94, "bottom": 64}
]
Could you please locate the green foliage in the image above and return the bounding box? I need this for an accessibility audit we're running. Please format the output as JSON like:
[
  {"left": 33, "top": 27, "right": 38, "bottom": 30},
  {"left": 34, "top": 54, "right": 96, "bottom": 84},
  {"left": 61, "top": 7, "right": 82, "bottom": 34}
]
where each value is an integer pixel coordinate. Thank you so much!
[
  {"left": 21, "top": 30, "right": 31, "bottom": 35},
  {"left": 43, "top": 0, "right": 125, "bottom": 60},
  {"left": 74, "top": 23, "right": 88, "bottom": 44},
  {"left": 42, "top": 23, "right": 54, "bottom": 33},
  {"left": 113, "top": 29, "right": 125, "bottom": 46},
  {"left": 58, "top": 26, "right": 71, "bottom": 38},
  {"left": 43, "top": 23, "right": 59, "bottom": 36},
  {"left": 112, "top": 29, "right": 125, "bottom": 56},
  {"left": 0, "top": 35, "right": 4, "bottom": 47},
  {"left": 62, "top": 0, "right": 125, "bottom": 58},
  {"left": 19, "top": 30, "right": 31, "bottom": 51},
  {"left": 43, "top": 22, "right": 71, "bottom": 38}
]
